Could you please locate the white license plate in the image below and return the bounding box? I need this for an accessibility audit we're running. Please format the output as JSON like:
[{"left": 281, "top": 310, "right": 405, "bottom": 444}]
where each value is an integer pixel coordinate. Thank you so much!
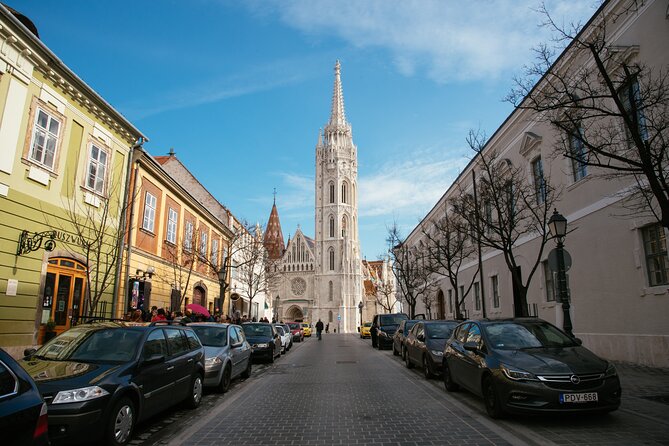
[{"left": 560, "top": 392, "right": 598, "bottom": 403}]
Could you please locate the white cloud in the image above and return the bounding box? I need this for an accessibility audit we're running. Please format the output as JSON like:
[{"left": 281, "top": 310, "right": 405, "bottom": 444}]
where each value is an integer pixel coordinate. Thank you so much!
[
  {"left": 245, "top": 0, "right": 596, "bottom": 83},
  {"left": 358, "top": 149, "right": 470, "bottom": 218}
]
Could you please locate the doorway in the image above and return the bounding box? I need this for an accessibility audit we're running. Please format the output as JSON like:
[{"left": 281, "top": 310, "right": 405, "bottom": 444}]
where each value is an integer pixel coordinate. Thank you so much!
[{"left": 41, "top": 258, "right": 87, "bottom": 341}]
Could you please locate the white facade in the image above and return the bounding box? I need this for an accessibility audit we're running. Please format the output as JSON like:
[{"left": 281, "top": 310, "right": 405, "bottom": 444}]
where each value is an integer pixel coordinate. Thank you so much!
[{"left": 403, "top": 0, "right": 669, "bottom": 367}]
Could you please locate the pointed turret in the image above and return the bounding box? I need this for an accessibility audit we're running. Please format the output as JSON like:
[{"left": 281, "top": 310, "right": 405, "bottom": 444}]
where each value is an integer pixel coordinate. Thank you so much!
[
  {"left": 263, "top": 199, "right": 285, "bottom": 260},
  {"left": 326, "top": 60, "right": 351, "bottom": 134}
]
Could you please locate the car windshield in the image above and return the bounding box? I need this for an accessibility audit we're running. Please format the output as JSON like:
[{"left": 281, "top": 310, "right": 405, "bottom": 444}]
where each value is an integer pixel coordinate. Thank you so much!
[
  {"left": 191, "top": 326, "right": 227, "bottom": 347},
  {"left": 380, "top": 314, "right": 407, "bottom": 325},
  {"left": 484, "top": 321, "right": 578, "bottom": 350},
  {"left": 37, "top": 327, "right": 142, "bottom": 363},
  {"left": 301, "top": 324, "right": 309, "bottom": 328},
  {"left": 288, "top": 323, "right": 300, "bottom": 329},
  {"left": 363, "top": 323, "right": 372, "bottom": 327},
  {"left": 243, "top": 324, "right": 272, "bottom": 337},
  {"left": 426, "top": 323, "right": 457, "bottom": 339}
]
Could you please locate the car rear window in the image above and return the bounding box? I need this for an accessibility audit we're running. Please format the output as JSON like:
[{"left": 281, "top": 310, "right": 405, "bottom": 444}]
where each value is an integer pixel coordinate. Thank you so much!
[
  {"left": 288, "top": 323, "right": 300, "bottom": 329},
  {"left": 0, "top": 360, "right": 18, "bottom": 398}
]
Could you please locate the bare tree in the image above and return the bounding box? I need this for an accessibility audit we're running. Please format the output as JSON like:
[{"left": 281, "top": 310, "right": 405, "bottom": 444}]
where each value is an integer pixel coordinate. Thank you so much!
[
  {"left": 421, "top": 204, "right": 478, "bottom": 320},
  {"left": 159, "top": 228, "right": 198, "bottom": 312},
  {"left": 367, "top": 261, "right": 398, "bottom": 313},
  {"left": 234, "top": 225, "right": 277, "bottom": 320},
  {"left": 453, "top": 130, "right": 558, "bottom": 317},
  {"left": 387, "top": 223, "right": 431, "bottom": 318},
  {"left": 506, "top": 1, "right": 669, "bottom": 227}
]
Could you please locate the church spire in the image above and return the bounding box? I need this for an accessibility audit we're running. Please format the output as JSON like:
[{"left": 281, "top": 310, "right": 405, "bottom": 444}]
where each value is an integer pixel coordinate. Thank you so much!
[
  {"left": 327, "top": 60, "right": 348, "bottom": 130},
  {"left": 263, "top": 196, "right": 285, "bottom": 260}
]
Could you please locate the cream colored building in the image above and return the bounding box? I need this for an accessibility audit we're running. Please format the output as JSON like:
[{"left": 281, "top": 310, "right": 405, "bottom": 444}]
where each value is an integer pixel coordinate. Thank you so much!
[{"left": 404, "top": 0, "right": 668, "bottom": 367}]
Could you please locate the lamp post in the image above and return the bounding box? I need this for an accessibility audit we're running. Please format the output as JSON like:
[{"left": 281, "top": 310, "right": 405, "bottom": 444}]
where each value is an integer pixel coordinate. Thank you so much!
[
  {"left": 548, "top": 209, "right": 573, "bottom": 337},
  {"left": 358, "top": 300, "right": 364, "bottom": 328},
  {"left": 217, "top": 269, "right": 226, "bottom": 318}
]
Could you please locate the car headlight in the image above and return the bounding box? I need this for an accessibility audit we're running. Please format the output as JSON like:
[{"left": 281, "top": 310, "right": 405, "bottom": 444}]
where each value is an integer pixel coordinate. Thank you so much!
[
  {"left": 205, "top": 357, "right": 223, "bottom": 366},
  {"left": 255, "top": 343, "right": 269, "bottom": 348},
  {"left": 53, "top": 386, "right": 109, "bottom": 404},
  {"left": 500, "top": 364, "right": 536, "bottom": 381},
  {"left": 604, "top": 363, "right": 617, "bottom": 378},
  {"left": 431, "top": 350, "right": 444, "bottom": 356}
]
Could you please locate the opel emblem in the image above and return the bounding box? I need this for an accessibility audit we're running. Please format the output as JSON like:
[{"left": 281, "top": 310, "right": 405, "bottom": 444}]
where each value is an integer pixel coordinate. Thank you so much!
[{"left": 570, "top": 375, "right": 580, "bottom": 384}]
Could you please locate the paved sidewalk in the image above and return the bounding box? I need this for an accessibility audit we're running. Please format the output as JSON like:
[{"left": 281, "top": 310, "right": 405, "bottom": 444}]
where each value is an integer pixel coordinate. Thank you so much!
[{"left": 614, "top": 361, "right": 669, "bottom": 424}]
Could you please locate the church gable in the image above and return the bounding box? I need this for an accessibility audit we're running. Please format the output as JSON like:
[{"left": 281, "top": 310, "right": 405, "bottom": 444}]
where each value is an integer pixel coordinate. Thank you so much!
[{"left": 281, "top": 228, "right": 315, "bottom": 273}]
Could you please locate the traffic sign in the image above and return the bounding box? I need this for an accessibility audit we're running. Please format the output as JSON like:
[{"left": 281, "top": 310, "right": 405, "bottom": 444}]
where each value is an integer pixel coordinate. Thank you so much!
[
  {"left": 337, "top": 314, "right": 341, "bottom": 321},
  {"left": 547, "top": 248, "right": 572, "bottom": 272}
]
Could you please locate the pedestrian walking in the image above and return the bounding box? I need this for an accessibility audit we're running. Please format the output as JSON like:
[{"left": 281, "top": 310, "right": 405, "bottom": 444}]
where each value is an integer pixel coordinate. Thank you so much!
[
  {"left": 315, "top": 319, "right": 324, "bottom": 340},
  {"left": 325, "top": 323, "right": 329, "bottom": 333}
]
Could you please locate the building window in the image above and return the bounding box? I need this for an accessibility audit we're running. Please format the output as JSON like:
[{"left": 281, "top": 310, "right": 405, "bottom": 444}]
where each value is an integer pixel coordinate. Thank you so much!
[
  {"left": 642, "top": 224, "right": 669, "bottom": 286},
  {"left": 329, "top": 182, "right": 335, "bottom": 203},
  {"left": 341, "top": 215, "right": 347, "bottom": 237},
  {"left": 543, "top": 261, "right": 556, "bottom": 302},
  {"left": 184, "top": 221, "right": 194, "bottom": 251},
  {"left": 328, "top": 281, "right": 333, "bottom": 301},
  {"left": 211, "top": 239, "right": 219, "bottom": 267},
  {"left": 86, "top": 143, "right": 108, "bottom": 194},
  {"left": 491, "top": 275, "right": 500, "bottom": 308},
  {"left": 166, "top": 208, "right": 178, "bottom": 244},
  {"left": 328, "top": 310, "right": 333, "bottom": 323},
  {"left": 619, "top": 77, "right": 648, "bottom": 142},
  {"left": 329, "top": 249, "right": 335, "bottom": 271},
  {"left": 142, "top": 192, "right": 156, "bottom": 232},
  {"left": 448, "top": 289, "right": 453, "bottom": 314},
  {"left": 329, "top": 216, "right": 335, "bottom": 238},
  {"left": 532, "top": 156, "right": 546, "bottom": 204},
  {"left": 29, "top": 107, "right": 62, "bottom": 170},
  {"left": 569, "top": 128, "right": 588, "bottom": 181},
  {"left": 474, "top": 282, "right": 481, "bottom": 311},
  {"left": 199, "top": 231, "right": 208, "bottom": 259},
  {"left": 342, "top": 182, "right": 348, "bottom": 204}
]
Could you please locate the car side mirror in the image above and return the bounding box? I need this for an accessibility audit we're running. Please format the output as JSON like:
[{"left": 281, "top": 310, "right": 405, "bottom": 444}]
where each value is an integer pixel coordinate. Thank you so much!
[
  {"left": 142, "top": 354, "right": 165, "bottom": 366},
  {"left": 463, "top": 341, "right": 479, "bottom": 352},
  {"left": 574, "top": 337, "right": 583, "bottom": 345},
  {"left": 23, "top": 348, "right": 37, "bottom": 358}
]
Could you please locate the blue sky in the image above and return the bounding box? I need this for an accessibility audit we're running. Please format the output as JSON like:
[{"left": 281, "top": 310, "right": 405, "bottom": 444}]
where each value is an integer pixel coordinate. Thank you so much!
[{"left": 16, "top": 0, "right": 596, "bottom": 259}]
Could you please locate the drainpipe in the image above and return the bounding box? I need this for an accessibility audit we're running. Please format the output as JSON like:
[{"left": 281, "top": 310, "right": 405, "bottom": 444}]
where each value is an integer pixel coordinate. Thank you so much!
[{"left": 112, "top": 138, "right": 144, "bottom": 318}]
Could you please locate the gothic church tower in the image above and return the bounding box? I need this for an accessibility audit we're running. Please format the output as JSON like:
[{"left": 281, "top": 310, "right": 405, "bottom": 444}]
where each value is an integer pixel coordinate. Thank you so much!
[{"left": 314, "top": 61, "right": 363, "bottom": 333}]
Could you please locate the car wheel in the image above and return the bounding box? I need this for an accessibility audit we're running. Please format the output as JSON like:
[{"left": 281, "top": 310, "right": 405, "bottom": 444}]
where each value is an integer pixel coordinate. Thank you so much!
[
  {"left": 401, "top": 346, "right": 407, "bottom": 361},
  {"left": 442, "top": 361, "right": 459, "bottom": 392},
  {"left": 106, "top": 396, "right": 135, "bottom": 446},
  {"left": 269, "top": 347, "right": 275, "bottom": 363},
  {"left": 483, "top": 376, "right": 505, "bottom": 419},
  {"left": 405, "top": 350, "right": 414, "bottom": 369},
  {"left": 217, "top": 364, "right": 232, "bottom": 393},
  {"left": 241, "top": 359, "right": 252, "bottom": 379},
  {"left": 186, "top": 374, "right": 203, "bottom": 409},
  {"left": 423, "top": 355, "right": 434, "bottom": 379},
  {"left": 392, "top": 343, "right": 399, "bottom": 356}
]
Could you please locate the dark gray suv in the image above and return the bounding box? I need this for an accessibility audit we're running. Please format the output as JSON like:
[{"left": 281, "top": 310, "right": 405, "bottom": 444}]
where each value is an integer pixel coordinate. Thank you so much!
[{"left": 370, "top": 313, "right": 408, "bottom": 350}]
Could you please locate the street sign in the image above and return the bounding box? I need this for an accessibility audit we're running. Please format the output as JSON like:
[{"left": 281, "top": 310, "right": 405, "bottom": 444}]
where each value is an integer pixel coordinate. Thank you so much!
[
  {"left": 337, "top": 314, "right": 341, "bottom": 321},
  {"left": 547, "top": 248, "right": 572, "bottom": 272}
]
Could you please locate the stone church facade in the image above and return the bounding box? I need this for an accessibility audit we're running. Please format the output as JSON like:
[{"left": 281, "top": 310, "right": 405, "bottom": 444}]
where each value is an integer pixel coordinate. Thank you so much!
[{"left": 264, "top": 61, "right": 363, "bottom": 333}]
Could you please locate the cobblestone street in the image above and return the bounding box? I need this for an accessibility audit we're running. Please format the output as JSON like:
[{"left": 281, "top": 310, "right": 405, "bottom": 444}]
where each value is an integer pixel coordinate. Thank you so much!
[{"left": 149, "top": 334, "right": 669, "bottom": 446}]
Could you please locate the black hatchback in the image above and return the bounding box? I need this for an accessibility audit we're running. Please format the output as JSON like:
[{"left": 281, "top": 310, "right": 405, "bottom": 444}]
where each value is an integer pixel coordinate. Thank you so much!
[
  {"left": 442, "top": 318, "right": 621, "bottom": 418},
  {"left": 20, "top": 321, "right": 205, "bottom": 445}
]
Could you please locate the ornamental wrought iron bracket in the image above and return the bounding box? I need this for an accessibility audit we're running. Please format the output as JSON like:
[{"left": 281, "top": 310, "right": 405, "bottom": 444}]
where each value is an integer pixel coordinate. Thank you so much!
[{"left": 16, "top": 230, "right": 57, "bottom": 256}]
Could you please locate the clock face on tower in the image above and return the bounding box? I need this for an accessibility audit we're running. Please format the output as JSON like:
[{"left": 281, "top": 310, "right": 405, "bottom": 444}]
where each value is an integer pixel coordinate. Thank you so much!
[{"left": 291, "top": 277, "right": 307, "bottom": 296}]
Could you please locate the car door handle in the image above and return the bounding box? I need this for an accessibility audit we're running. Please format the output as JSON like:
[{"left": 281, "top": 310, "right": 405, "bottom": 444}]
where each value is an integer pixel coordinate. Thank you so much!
[
  {"left": 187, "top": 358, "right": 193, "bottom": 363},
  {"left": 166, "top": 366, "right": 175, "bottom": 371}
]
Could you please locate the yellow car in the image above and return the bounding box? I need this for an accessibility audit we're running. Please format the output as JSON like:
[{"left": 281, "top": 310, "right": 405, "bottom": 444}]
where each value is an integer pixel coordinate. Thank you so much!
[
  {"left": 360, "top": 322, "right": 372, "bottom": 338},
  {"left": 301, "top": 323, "right": 312, "bottom": 337}
]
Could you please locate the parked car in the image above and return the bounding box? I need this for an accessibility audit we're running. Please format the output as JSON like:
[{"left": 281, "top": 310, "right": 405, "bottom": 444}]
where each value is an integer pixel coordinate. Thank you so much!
[
  {"left": 273, "top": 324, "right": 292, "bottom": 354},
  {"left": 20, "top": 321, "right": 205, "bottom": 446},
  {"left": 286, "top": 322, "right": 304, "bottom": 342},
  {"left": 442, "top": 318, "right": 621, "bottom": 418},
  {"left": 392, "top": 319, "right": 419, "bottom": 357},
  {"left": 359, "top": 322, "right": 372, "bottom": 338},
  {"left": 278, "top": 323, "right": 294, "bottom": 350},
  {"left": 371, "top": 313, "right": 408, "bottom": 350},
  {"left": 189, "top": 323, "right": 252, "bottom": 392},
  {"left": 242, "top": 323, "right": 282, "bottom": 363},
  {"left": 0, "top": 348, "right": 49, "bottom": 446},
  {"left": 404, "top": 320, "right": 459, "bottom": 379},
  {"left": 301, "top": 323, "right": 312, "bottom": 337}
]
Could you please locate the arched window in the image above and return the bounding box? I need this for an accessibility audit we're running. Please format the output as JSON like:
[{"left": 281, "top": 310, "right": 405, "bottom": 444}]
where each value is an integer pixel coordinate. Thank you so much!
[
  {"left": 341, "top": 215, "right": 348, "bottom": 237},
  {"left": 329, "top": 249, "right": 335, "bottom": 271},
  {"left": 328, "top": 310, "right": 333, "bottom": 322},
  {"left": 329, "top": 216, "right": 335, "bottom": 238},
  {"left": 341, "top": 181, "right": 348, "bottom": 204},
  {"left": 329, "top": 182, "right": 335, "bottom": 203},
  {"left": 328, "top": 281, "right": 333, "bottom": 301}
]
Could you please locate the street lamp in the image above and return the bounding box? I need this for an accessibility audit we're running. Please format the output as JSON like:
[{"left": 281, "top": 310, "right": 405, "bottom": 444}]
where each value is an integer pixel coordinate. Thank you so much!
[
  {"left": 217, "top": 269, "right": 226, "bottom": 317},
  {"left": 358, "top": 301, "right": 364, "bottom": 328},
  {"left": 548, "top": 209, "right": 572, "bottom": 337}
]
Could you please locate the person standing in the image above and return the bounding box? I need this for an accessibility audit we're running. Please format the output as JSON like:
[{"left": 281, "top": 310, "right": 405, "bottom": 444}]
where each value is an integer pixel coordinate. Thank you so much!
[{"left": 315, "top": 319, "right": 324, "bottom": 340}]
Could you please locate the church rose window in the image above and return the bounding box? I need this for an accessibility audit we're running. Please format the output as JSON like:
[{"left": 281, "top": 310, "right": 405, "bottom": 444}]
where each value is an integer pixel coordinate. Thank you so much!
[{"left": 291, "top": 277, "right": 307, "bottom": 296}]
